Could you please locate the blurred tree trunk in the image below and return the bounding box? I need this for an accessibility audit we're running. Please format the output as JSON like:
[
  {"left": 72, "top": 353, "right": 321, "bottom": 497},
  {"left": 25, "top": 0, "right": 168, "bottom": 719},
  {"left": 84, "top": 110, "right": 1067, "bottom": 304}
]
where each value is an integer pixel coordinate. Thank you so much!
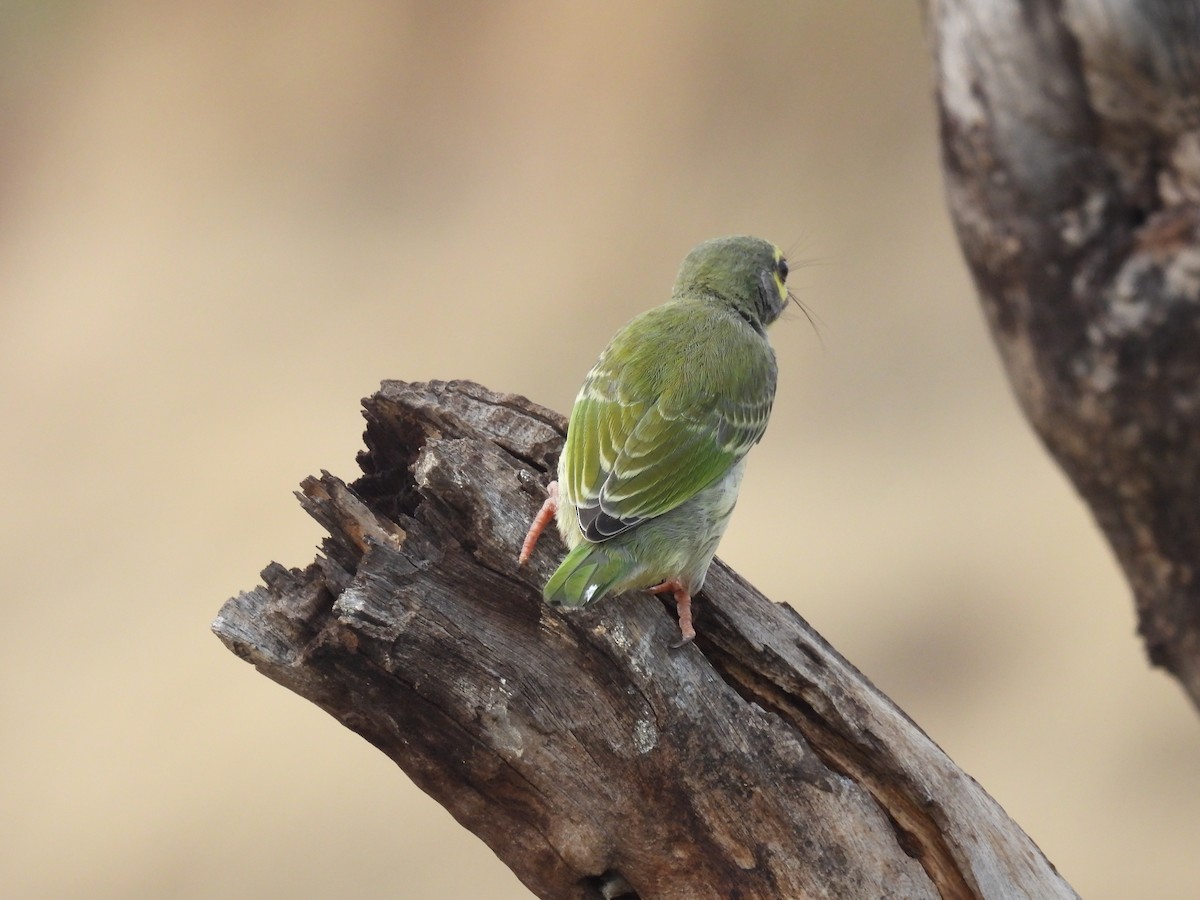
[
  {"left": 214, "top": 380, "right": 1076, "bottom": 899},
  {"left": 925, "top": 0, "right": 1200, "bottom": 711}
]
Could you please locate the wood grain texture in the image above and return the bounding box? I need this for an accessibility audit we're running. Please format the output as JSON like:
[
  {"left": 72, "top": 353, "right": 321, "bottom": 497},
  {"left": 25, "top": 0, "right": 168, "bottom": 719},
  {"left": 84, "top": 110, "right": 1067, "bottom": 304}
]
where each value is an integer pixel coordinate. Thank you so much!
[
  {"left": 925, "top": 0, "right": 1200, "bottom": 710},
  {"left": 213, "top": 379, "right": 1076, "bottom": 899}
]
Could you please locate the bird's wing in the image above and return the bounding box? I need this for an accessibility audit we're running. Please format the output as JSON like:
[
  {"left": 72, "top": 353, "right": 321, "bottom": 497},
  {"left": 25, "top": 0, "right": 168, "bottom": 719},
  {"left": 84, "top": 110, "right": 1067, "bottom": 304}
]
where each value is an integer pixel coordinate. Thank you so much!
[{"left": 561, "top": 305, "right": 777, "bottom": 542}]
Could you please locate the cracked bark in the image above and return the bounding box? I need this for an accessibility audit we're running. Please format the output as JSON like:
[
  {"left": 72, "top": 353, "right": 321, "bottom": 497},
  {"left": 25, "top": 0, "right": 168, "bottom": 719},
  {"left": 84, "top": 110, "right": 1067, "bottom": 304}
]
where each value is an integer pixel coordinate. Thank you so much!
[
  {"left": 925, "top": 0, "right": 1200, "bottom": 710},
  {"left": 213, "top": 379, "right": 1076, "bottom": 899}
]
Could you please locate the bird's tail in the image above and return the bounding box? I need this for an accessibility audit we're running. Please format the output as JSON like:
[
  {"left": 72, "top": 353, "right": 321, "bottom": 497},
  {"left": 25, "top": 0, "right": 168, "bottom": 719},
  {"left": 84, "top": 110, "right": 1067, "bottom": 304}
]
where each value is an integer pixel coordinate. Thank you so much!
[{"left": 543, "top": 542, "right": 630, "bottom": 609}]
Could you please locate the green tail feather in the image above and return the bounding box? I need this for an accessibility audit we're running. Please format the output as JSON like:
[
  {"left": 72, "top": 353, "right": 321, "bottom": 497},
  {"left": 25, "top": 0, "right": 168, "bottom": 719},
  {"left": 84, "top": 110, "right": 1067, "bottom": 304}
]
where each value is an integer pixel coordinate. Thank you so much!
[{"left": 543, "top": 542, "right": 632, "bottom": 608}]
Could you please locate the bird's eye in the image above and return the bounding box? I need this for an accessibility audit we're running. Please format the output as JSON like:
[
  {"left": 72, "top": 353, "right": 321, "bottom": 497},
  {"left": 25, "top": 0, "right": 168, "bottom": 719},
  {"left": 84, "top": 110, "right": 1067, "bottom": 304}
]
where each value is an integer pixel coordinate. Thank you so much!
[{"left": 777, "top": 258, "right": 789, "bottom": 281}]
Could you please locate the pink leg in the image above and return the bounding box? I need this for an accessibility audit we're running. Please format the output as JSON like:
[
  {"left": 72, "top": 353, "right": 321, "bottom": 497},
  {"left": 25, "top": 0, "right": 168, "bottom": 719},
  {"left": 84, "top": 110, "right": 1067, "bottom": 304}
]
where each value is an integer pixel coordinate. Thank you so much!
[
  {"left": 519, "top": 481, "right": 559, "bottom": 566},
  {"left": 648, "top": 578, "right": 695, "bottom": 647}
]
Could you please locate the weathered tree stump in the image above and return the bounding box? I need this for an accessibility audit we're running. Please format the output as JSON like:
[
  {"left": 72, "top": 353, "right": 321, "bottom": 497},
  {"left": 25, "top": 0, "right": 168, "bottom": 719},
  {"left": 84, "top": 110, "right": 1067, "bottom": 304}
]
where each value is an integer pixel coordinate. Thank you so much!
[{"left": 213, "top": 379, "right": 1076, "bottom": 899}]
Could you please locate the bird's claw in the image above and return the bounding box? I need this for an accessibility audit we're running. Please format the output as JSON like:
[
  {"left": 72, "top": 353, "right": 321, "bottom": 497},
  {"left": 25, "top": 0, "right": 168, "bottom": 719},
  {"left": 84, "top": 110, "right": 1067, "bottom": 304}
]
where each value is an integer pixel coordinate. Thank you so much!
[
  {"left": 649, "top": 579, "right": 695, "bottom": 648},
  {"left": 518, "top": 481, "right": 559, "bottom": 566}
]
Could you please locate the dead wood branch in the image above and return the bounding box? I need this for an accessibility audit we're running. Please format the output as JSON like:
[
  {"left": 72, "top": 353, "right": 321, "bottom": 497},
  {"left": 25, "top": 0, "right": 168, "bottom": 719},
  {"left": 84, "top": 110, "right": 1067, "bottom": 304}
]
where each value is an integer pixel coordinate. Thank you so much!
[{"left": 213, "top": 379, "right": 1076, "bottom": 899}]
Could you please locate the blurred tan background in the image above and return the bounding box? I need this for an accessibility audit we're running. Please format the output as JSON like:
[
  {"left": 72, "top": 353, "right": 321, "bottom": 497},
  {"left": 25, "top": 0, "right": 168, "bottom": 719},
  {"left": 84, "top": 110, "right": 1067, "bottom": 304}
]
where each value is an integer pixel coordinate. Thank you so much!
[{"left": 1, "top": 3, "right": 1197, "bottom": 898}]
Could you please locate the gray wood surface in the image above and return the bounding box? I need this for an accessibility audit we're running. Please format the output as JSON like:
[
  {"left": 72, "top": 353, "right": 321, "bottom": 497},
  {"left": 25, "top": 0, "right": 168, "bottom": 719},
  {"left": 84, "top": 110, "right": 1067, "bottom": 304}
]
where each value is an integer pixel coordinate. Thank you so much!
[{"left": 214, "top": 379, "right": 1076, "bottom": 899}]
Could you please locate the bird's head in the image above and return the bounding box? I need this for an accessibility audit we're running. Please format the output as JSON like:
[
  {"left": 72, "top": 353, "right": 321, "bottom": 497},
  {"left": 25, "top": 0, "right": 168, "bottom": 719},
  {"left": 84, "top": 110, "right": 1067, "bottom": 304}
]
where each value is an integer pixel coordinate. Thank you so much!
[{"left": 672, "top": 235, "right": 789, "bottom": 332}]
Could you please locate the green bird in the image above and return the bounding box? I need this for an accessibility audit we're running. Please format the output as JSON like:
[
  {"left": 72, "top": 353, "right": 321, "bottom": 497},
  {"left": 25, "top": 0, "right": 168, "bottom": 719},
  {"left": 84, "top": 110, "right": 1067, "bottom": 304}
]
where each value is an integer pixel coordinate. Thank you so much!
[{"left": 519, "top": 235, "right": 789, "bottom": 646}]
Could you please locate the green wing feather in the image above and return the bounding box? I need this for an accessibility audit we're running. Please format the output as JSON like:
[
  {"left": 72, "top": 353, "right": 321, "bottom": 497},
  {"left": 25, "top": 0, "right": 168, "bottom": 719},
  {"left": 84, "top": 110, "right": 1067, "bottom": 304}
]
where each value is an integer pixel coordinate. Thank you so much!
[
  {"left": 542, "top": 541, "right": 630, "bottom": 608},
  {"left": 561, "top": 300, "right": 777, "bottom": 541}
]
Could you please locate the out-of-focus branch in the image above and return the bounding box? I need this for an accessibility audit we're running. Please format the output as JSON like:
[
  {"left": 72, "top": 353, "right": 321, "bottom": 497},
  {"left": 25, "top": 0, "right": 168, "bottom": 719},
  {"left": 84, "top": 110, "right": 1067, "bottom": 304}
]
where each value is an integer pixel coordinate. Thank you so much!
[{"left": 926, "top": 0, "right": 1200, "bottom": 709}]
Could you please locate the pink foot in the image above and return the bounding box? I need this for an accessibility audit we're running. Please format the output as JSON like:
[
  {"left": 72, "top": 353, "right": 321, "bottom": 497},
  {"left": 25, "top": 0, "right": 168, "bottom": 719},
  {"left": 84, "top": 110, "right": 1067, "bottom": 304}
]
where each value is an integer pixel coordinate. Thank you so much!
[
  {"left": 519, "top": 481, "right": 559, "bottom": 566},
  {"left": 648, "top": 578, "right": 695, "bottom": 647}
]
